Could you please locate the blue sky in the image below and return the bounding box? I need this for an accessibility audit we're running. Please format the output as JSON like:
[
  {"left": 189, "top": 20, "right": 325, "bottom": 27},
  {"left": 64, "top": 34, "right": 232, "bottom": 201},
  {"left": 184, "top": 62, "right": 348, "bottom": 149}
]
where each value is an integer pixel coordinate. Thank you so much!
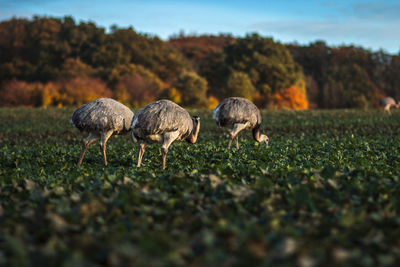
[{"left": 0, "top": 0, "right": 399, "bottom": 54}]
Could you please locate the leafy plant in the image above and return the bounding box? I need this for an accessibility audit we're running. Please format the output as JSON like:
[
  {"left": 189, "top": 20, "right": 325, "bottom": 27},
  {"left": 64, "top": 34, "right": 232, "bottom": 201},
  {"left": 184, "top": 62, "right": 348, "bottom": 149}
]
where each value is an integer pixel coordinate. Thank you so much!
[{"left": 0, "top": 108, "right": 400, "bottom": 266}]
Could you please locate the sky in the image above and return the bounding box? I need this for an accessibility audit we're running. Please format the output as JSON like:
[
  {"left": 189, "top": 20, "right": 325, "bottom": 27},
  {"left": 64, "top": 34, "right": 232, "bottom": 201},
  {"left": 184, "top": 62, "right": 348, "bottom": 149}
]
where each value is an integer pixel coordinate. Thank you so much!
[{"left": 0, "top": 0, "right": 399, "bottom": 54}]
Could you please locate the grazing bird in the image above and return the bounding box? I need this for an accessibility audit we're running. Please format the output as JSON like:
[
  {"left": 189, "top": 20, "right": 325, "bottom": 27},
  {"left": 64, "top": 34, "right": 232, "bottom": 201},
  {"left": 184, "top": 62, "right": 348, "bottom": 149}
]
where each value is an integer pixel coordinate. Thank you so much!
[
  {"left": 71, "top": 98, "right": 134, "bottom": 166},
  {"left": 131, "top": 99, "right": 200, "bottom": 170},
  {"left": 213, "top": 97, "right": 269, "bottom": 149},
  {"left": 380, "top": 97, "right": 399, "bottom": 115}
]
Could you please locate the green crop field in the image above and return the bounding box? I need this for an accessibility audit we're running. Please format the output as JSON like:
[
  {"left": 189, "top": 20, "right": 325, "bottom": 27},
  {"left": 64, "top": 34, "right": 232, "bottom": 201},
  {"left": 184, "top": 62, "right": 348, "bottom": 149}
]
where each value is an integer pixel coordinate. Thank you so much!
[{"left": 1, "top": 108, "right": 400, "bottom": 266}]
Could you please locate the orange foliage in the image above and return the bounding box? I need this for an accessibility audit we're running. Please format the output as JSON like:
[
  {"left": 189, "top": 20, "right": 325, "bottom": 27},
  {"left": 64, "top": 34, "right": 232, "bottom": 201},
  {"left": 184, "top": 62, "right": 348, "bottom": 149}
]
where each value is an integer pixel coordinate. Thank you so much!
[
  {"left": 114, "top": 74, "right": 160, "bottom": 107},
  {"left": 167, "top": 87, "right": 182, "bottom": 104},
  {"left": 0, "top": 79, "right": 40, "bottom": 106},
  {"left": 272, "top": 85, "right": 309, "bottom": 110},
  {"left": 0, "top": 78, "right": 112, "bottom": 107},
  {"left": 207, "top": 95, "right": 219, "bottom": 109},
  {"left": 38, "top": 82, "right": 60, "bottom": 107},
  {"left": 57, "top": 77, "right": 112, "bottom": 106}
]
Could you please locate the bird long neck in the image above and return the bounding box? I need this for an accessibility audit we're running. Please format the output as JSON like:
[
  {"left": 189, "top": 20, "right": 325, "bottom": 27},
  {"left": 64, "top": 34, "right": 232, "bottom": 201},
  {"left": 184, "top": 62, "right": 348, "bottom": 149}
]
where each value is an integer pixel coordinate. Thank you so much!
[
  {"left": 188, "top": 120, "right": 200, "bottom": 143},
  {"left": 252, "top": 126, "right": 261, "bottom": 142}
]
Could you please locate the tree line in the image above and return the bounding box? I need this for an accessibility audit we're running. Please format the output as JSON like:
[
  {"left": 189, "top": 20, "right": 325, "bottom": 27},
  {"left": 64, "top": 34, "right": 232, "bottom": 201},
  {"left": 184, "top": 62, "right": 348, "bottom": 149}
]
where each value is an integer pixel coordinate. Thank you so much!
[{"left": 0, "top": 16, "right": 399, "bottom": 109}]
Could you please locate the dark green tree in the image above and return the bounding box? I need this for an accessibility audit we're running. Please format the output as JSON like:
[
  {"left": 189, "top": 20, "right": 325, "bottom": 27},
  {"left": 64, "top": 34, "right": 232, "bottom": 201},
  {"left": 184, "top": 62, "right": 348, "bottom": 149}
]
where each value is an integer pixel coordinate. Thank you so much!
[
  {"left": 224, "top": 71, "right": 256, "bottom": 99},
  {"left": 199, "top": 51, "right": 229, "bottom": 99},
  {"left": 108, "top": 27, "right": 190, "bottom": 83},
  {"left": 173, "top": 71, "right": 208, "bottom": 107},
  {"left": 323, "top": 64, "right": 376, "bottom": 108},
  {"left": 201, "top": 33, "right": 303, "bottom": 104},
  {"left": 224, "top": 34, "right": 303, "bottom": 95}
]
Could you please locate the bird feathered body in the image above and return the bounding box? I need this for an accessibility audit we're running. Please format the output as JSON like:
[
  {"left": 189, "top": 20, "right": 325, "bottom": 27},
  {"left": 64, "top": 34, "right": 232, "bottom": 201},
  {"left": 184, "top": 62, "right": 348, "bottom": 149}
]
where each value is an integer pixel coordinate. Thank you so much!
[
  {"left": 72, "top": 98, "right": 133, "bottom": 135},
  {"left": 379, "top": 97, "right": 399, "bottom": 116},
  {"left": 71, "top": 98, "right": 134, "bottom": 166},
  {"left": 213, "top": 97, "right": 268, "bottom": 149},
  {"left": 380, "top": 97, "right": 396, "bottom": 107},
  {"left": 213, "top": 97, "right": 261, "bottom": 129},
  {"left": 132, "top": 99, "right": 194, "bottom": 143},
  {"left": 131, "top": 99, "right": 200, "bottom": 169}
]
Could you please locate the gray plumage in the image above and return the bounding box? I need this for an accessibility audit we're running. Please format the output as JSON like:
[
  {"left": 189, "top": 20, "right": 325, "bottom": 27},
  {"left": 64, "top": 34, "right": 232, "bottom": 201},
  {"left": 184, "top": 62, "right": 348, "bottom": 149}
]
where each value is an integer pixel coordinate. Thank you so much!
[
  {"left": 132, "top": 99, "right": 200, "bottom": 169},
  {"left": 213, "top": 97, "right": 269, "bottom": 149},
  {"left": 380, "top": 97, "right": 396, "bottom": 106},
  {"left": 380, "top": 97, "right": 399, "bottom": 115},
  {"left": 213, "top": 97, "right": 261, "bottom": 128},
  {"left": 132, "top": 100, "right": 194, "bottom": 141},
  {"left": 72, "top": 98, "right": 134, "bottom": 166}
]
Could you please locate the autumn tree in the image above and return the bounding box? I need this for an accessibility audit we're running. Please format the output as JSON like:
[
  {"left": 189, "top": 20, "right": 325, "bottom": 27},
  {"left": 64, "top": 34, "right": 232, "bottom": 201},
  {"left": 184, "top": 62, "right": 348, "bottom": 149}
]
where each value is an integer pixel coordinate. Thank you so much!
[
  {"left": 110, "top": 64, "right": 164, "bottom": 106},
  {"left": 59, "top": 57, "right": 94, "bottom": 79},
  {"left": 207, "top": 95, "right": 219, "bottom": 109},
  {"left": 1, "top": 16, "right": 400, "bottom": 108},
  {"left": 380, "top": 54, "right": 400, "bottom": 100},
  {"left": 114, "top": 73, "right": 163, "bottom": 107},
  {"left": 0, "top": 79, "right": 40, "bottom": 106},
  {"left": 199, "top": 51, "right": 229, "bottom": 99},
  {"left": 287, "top": 42, "right": 400, "bottom": 108},
  {"left": 224, "top": 71, "right": 257, "bottom": 100},
  {"left": 107, "top": 27, "right": 189, "bottom": 83},
  {"left": 322, "top": 64, "right": 376, "bottom": 108},
  {"left": 169, "top": 34, "right": 233, "bottom": 70},
  {"left": 162, "top": 87, "right": 182, "bottom": 104},
  {"left": 173, "top": 71, "right": 208, "bottom": 107},
  {"left": 224, "top": 34, "right": 303, "bottom": 94},
  {"left": 57, "top": 77, "right": 112, "bottom": 106},
  {"left": 201, "top": 33, "right": 304, "bottom": 106},
  {"left": 287, "top": 41, "right": 331, "bottom": 106},
  {"left": 38, "top": 82, "right": 61, "bottom": 107},
  {"left": 272, "top": 85, "right": 308, "bottom": 110}
]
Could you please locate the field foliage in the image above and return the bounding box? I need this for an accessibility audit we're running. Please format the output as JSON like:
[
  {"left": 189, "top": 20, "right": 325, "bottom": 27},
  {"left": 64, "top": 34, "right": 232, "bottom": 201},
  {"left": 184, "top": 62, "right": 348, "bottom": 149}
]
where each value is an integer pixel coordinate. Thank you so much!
[{"left": 1, "top": 108, "right": 400, "bottom": 266}]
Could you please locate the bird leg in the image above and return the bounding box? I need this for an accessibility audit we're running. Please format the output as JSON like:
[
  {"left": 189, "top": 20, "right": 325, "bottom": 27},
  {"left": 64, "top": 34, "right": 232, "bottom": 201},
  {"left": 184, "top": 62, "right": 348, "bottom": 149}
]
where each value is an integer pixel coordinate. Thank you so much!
[
  {"left": 99, "top": 131, "right": 113, "bottom": 166},
  {"left": 227, "top": 134, "right": 240, "bottom": 150},
  {"left": 228, "top": 137, "right": 233, "bottom": 149},
  {"left": 161, "top": 131, "right": 180, "bottom": 170},
  {"left": 385, "top": 104, "right": 392, "bottom": 116},
  {"left": 77, "top": 133, "right": 98, "bottom": 166},
  {"left": 137, "top": 143, "right": 146, "bottom": 168},
  {"left": 161, "top": 147, "right": 168, "bottom": 170},
  {"left": 228, "top": 122, "right": 249, "bottom": 149},
  {"left": 235, "top": 135, "right": 239, "bottom": 150}
]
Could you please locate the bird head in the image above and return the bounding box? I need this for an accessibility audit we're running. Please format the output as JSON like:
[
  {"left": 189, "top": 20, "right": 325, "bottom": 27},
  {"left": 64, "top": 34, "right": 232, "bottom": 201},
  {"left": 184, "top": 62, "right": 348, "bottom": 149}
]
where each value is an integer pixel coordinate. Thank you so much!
[
  {"left": 192, "top": 115, "right": 200, "bottom": 123},
  {"left": 192, "top": 116, "right": 200, "bottom": 131},
  {"left": 260, "top": 134, "right": 269, "bottom": 145},
  {"left": 187, "top": 115, "right": 200, "bottom": 144}
]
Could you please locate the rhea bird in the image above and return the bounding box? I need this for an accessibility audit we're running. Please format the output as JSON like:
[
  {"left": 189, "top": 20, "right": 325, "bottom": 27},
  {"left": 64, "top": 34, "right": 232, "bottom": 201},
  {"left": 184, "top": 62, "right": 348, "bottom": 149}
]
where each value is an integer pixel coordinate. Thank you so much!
[
  {"left": 71, "top": 98, "right": 134, "bottom": 166},
  {"left": 380, "top": 97, "right": 399, "bottom": 115},
  {"left": 213, "top": 97, "right": 269, "bottom": 149},
  {"left": 131, "top": 99, "right": 200, "bottom": 170}
]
